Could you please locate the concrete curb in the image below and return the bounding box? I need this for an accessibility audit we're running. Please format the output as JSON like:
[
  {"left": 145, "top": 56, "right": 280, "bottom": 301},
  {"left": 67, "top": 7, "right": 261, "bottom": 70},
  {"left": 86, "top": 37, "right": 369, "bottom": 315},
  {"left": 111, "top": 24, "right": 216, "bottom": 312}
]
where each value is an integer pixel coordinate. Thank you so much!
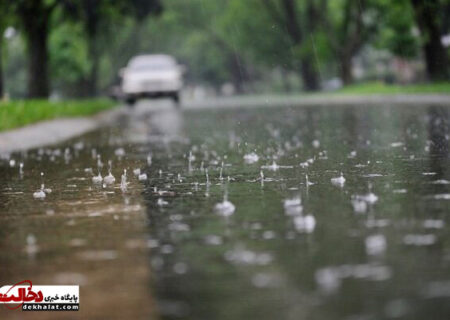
[{"left": 0, "top": 106, "right": 125, "bottom": 154}]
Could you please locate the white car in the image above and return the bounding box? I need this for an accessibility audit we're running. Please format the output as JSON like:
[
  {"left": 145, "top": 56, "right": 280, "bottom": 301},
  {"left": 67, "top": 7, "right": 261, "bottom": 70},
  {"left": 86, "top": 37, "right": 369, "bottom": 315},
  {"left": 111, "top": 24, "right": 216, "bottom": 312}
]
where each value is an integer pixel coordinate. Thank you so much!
[{"left": 120, "top": 54, "right": 184, "bottom": 106}]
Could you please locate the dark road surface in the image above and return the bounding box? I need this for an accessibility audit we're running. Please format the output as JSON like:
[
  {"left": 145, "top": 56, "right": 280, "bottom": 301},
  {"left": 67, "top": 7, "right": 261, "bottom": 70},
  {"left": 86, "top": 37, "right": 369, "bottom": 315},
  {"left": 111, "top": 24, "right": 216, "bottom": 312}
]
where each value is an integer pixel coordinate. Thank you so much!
[{"left": 1, "top": 100, "right": 449, "bottom": 319}]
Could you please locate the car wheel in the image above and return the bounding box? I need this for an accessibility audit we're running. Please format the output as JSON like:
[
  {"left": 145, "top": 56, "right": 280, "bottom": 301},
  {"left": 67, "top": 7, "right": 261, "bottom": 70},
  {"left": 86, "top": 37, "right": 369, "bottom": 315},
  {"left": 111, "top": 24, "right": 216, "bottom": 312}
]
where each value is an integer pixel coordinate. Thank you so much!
[
  {"left": 172, "top": 92, "right": 180, "bottom": 107},
  {"left": 125, "top": 97, "right": 136, "bottom": 107}
]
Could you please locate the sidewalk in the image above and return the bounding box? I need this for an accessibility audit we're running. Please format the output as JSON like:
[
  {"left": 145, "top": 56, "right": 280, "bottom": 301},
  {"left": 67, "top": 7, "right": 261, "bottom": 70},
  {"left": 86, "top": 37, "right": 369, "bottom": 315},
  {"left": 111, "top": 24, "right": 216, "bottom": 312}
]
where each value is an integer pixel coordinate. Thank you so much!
[{"left": 0, "top": 107, "right": 124, "bottom": 153}]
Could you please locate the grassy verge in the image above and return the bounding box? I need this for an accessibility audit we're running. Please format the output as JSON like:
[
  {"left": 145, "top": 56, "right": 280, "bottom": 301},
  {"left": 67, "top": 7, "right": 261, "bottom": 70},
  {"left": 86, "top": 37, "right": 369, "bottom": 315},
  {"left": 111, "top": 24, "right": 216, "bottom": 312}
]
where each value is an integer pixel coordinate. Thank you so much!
[
  {"left": 0, "top": 99, "right": 116, "bottom": 131},
  {"left": 335, "top": 81, "right": 450, "bottom": 95}
]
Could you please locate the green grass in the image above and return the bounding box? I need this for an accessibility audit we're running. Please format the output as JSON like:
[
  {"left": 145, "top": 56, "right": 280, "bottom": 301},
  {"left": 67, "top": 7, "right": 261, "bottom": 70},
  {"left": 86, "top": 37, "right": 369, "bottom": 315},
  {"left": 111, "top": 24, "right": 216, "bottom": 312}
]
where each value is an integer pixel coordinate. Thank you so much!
[
  {"left": 336, "top": 81, "right": 450, "bottom": 95},
  {"left": 0, "top": 99, "right": 116, "bottom": 131}
]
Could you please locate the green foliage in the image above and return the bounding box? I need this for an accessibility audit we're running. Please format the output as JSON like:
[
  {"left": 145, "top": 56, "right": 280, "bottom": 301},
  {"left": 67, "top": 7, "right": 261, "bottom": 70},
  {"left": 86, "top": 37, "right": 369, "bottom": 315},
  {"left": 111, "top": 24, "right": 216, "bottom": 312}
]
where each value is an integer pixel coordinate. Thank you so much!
[
  {"left": 50, "top": 21, "right": 90, "bottom": 87},
  {"left": 136, "top": 0, "right": 246, "bottom": 88},
  {"left": 1, "top": 0, "right": 448, "bottom": 98},
  {"left": 336, "top": 81, "right": 450, "bottom": 94},
  {"left": 0, "top": 99, "right": 115, "bottom": 131},
  {"left": 222, "top": 0, "right": 293, "bottom": 68},
  {"left": 375, "top": 0, "right": 419, "bottom": 58},
  {"left": 3, "top": 35, "right": 27, "bottom": 98}
]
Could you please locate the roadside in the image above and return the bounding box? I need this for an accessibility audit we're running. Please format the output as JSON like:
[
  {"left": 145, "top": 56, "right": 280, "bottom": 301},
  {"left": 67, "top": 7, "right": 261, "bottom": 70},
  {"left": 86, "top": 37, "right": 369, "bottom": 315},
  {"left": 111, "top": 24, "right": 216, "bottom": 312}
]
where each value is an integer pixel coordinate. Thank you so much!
[
  {"left": 183, "top": 93, "right": 450, "bottom": 110},
  {"left": 184, "top": 81, "right": 450, "bottom": 109},
  {"left": 336, "top": 81, "right": 450, "bottom": 95},
  {"left": 2, "top": 82, "right": 450, "bottom": 131},
  {"left": 0, "top": 106, "right": 124, "bottom": 153},
  {"left": 0, "top": 99, "right": 116, "bottom": 131}
]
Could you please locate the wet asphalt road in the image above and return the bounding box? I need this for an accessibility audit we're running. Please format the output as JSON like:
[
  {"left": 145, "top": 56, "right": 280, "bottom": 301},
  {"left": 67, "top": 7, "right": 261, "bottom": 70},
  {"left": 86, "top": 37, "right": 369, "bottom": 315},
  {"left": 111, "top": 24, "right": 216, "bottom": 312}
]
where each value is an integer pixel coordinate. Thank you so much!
[{"left": 0, "top": 99, "right": 449, "bottom": 319}]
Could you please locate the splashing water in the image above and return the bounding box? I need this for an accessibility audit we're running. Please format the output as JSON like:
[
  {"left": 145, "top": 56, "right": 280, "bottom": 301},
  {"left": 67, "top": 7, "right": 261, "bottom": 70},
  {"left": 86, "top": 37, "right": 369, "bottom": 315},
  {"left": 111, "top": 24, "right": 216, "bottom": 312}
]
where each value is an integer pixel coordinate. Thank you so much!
[
  {"left": 19, "top": 162, "right": 24, "bottom": 177},
  {"left": 120, "top": 169, "right": 128, "bottom": 191},
  {"left": 283, "top": 196, "right": 303, "bottom": 216},
  {"left": 138, "top": 173, "right": 148, "bottom": 181},
  {"left": 293, "top": 215, "right": 316, "bottom": 233},
  {"left": 33, "top": 172, "right": 51, "bottom": 199},
  {"left": 92, "top": 172, "right": 102, "bottom": 184},
  {"left": 243, "top": 152, "right": 259, "bottom": 164},
  {"left": 365, "top": 234, "right": 387, "bottom": 255},
  {"left": 214, "top": 192, "right": 235, "bottom": 217},
  {"left": 97, "top": 154, "right": 103, "bottom": 170},
  {"left": 103, "top": 160, "right": 116, "bottom": 185},
  {"left": 115, "top": 147, "right": 125, "bottom": 157},
  {"left": 92, "top": 156, "right": 103, "bottom": 183},
  {"left": 33, "top": 185, "right": 46, "bottom": 199},
  {"left": 331, "top": 172, "right": 346, "bottom": 187},
  {"left": 355, "top": 183, "right": 378, "bottom": 204},
  {"left": 305, "top": 174, "right": 314, "bottom": 186}
]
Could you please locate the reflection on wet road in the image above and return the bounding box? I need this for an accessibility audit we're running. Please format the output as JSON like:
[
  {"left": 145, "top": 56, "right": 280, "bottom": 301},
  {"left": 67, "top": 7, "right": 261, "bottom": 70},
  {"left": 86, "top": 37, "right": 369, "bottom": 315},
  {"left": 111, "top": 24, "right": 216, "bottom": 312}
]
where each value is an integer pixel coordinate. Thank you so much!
[{"left": 1, "top": 100, "right": 449, "bottom": 319}]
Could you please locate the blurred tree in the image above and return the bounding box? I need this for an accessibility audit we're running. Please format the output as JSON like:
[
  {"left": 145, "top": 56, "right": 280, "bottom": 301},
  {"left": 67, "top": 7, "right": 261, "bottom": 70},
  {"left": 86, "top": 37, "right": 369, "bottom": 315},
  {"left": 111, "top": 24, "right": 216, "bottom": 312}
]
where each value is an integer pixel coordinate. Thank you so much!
[
  {"left": 375, "top": 0, "right": 419, "bottom": 60},
  {"left": 261, "top": 0, "right": 321, "bottom": 91},
  {"left": 71, "top": 0, "right": 162, "bottom": 96},
  {"left": 173, "top": 0, "right": 250, "bottom": 92},
  {"left": 222, "top": 0, "right": 301, "bottom": 91},
  {"left": 140, "top": 0, "right": 252, "bottom": 93},
  {"left": 0, "top": 2, "right": 10, "bottom": 98},
  {"left": 410, "top": 0, "right": 449, "bottom": 81},
  {"left": 321, "top": 0, "right": 380, "bottom": 85},
  {"left": 9, "top": 0, "right": 161, "bottom": 98},
  {"left": 224, "top": 0, "right": 330, "bottom": 91},
  {"left": 10, "top": 0, "right": 65, "bottom": 98},
  {"left": 49, "top": 20, "right": 91, "bottom": 97}
]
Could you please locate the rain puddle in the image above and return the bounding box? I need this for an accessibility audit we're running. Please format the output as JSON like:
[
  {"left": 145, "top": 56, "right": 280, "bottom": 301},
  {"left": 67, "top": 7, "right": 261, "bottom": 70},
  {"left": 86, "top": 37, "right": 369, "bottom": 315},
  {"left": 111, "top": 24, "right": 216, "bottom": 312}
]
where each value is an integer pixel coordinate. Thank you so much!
[{"left": 0, "top": 103, "right": 449, "bottom": 319}]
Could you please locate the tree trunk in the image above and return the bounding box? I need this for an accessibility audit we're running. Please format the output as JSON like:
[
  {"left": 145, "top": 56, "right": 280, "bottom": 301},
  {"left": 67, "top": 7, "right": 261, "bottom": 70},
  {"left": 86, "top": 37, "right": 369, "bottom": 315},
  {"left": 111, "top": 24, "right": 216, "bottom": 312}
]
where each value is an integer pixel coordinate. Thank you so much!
[
  {"left": 411, "top": 0, "right": 449, "bottom": 81},
  {"left": 281, "top": 69, "right": 292, "bottom": 93},
  {"left": 300, "top": 57, "right": 320, "bottom": 91},
  {"left": 26, "top": 23, "right": 49, "bottom": 98},
  {"left": 228, "top": 52, "right": 247, "bottom": 94},
  {"left": 340, "top": 54, "right": 353, "bottom": 85},
  {"left": 0, "top": 38, "right": 3, "bottom": 98},
  {"left": 86, "top": 35, "right": 99, "bottom": 96},
  {"left": 22, "top": 6, "right": 50, "bottom": 98},
  {"left": 82, "top": 0, "right": 100, "bottom": 97},
  {"left": 281, "top": 0, "right": 320, "bottom": 91}
]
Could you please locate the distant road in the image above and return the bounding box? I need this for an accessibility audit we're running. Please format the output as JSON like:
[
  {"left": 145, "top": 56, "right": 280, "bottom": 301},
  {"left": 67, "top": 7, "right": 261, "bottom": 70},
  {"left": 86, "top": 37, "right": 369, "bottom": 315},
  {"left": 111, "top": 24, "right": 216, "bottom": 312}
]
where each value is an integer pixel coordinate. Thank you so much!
[
  {"left": 1, "top": 93, "right": 449, "bottom": 153},
  {"left": 181, "top": 93, "right": 450, "bottom": 110}
]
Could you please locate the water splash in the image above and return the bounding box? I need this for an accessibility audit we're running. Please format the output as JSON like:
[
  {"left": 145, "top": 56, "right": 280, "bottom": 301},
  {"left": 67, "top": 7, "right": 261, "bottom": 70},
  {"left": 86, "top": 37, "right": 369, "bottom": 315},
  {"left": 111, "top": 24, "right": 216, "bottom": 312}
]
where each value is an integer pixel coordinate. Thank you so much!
[
  {"left": 365, "top": 234, "right": 386, "bottom": 256},
  {"left": 33, "top": 172, "right": 51, "bottom": 199},
  {"left": 214, "top": 192, "right": 235, "bottom": 216},
  {"left": 305, "top": 174, "right": 314, "bottom": 186},
  {"left": 103, "top": 160, "right": 116, "bottom": 185},
  {"left": 115, "top": 147, "right": 125, "bottom": 157},
  {"left": 205, "top": 169, "right": 210, "bottom": 185},
  {"left": 331, "top": 172, "right": 346, "bottom": 187},
  {"left": 19, "top": 162, "right": 24, "bottom": 177},
  {"left": 293, "top": 215, "right": 316, "bottom": 233},
  {"left": 138, "top": 173, "right": 148, "bottom": 181},
  {"left": 120, "top": 169, "right": 128, "bottom": 191},
  {"left": 243, "top": 152, "right": 259, "bottom": 164},
  {"left": 92, "top": 171, "right": 103, "bottom": 184}
]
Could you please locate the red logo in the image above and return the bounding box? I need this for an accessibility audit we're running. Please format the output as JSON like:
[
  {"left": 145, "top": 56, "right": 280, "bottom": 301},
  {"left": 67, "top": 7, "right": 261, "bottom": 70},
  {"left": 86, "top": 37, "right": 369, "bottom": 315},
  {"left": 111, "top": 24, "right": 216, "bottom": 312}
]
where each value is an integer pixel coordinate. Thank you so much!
[{"left": 0, "top": 280, "right": 43, "bottom": 310}]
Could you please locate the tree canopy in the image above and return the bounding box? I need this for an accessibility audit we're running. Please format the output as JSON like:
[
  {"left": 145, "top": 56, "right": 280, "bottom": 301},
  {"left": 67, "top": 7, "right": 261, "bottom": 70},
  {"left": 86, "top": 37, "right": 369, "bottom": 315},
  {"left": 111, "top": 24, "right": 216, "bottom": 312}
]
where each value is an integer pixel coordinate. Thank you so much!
[{"left": 0, "top": 0, "right": 448, "bottom": 99}]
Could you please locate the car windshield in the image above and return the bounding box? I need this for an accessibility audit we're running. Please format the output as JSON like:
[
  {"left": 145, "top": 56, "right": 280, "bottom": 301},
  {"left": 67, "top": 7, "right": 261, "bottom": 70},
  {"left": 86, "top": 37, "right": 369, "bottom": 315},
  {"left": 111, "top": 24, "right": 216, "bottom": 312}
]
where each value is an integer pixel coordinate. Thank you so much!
[{"left": 128, "top": 57, "right": 175, "bottom": 71}]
